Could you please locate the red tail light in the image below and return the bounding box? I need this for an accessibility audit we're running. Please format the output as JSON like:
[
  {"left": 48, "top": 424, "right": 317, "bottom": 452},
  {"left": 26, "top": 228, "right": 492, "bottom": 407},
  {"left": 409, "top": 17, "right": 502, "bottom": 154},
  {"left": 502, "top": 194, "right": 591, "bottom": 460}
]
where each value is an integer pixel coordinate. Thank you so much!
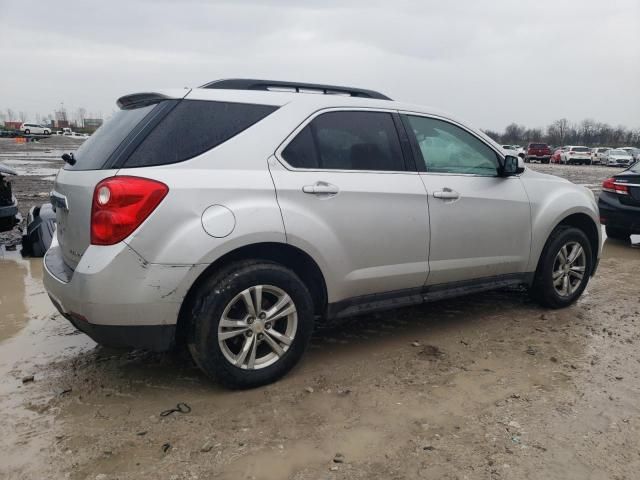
[
  {"left": 91, "top": 176, "right": 169, "bottom": 245},
  {"left": 602, "top": 177, "right": 629, "bottom": 195}
]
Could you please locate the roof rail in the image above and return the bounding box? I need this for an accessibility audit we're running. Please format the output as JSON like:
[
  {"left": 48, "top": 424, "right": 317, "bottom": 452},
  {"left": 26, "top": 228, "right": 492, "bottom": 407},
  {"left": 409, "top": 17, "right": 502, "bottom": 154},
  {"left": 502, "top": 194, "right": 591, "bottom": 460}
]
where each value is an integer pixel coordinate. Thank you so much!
[{"left": 200, "top": 78, "right": 391, "bottom": 100}]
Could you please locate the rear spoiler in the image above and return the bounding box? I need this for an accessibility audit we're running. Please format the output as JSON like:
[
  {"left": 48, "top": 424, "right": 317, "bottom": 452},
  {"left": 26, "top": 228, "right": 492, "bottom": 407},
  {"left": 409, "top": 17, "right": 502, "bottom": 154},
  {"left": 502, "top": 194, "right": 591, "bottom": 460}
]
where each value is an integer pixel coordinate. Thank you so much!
[{"left": 116, "top": 92, "right": 173, "bottom": 110}]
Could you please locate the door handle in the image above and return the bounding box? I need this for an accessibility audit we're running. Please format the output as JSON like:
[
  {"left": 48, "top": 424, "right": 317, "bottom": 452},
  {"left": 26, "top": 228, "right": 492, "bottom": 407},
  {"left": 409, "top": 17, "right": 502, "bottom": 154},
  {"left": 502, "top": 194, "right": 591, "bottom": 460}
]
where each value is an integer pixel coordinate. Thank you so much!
[
  {"left": 433, "top": 188, "right": 460, "bottom": 200},
  {"left": 302, "top": 182, "right": 339, "bottom": 195}
]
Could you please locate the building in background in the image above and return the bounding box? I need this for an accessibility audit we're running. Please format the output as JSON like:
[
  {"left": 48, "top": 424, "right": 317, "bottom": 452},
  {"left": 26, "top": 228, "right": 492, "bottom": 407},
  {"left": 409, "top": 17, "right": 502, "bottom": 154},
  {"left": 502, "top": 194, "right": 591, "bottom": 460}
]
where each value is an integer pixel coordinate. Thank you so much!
[
  {"left": 2, "top": 121, "right": 23, "bottom": 130},
  {"left": 83, "top": 118, "right": 103, "bottom": 133},
  {"left": 54, "top": 107, "right": 69, "bottom": 129}
]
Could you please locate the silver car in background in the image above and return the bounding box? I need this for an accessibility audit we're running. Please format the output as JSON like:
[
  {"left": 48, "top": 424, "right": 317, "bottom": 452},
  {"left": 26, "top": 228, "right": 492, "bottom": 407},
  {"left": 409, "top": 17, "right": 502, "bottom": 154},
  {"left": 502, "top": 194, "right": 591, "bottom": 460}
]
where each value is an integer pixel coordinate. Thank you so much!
[
  {"left": 603, "top": 148, "right": 634, "bottom": 167},
  {"left": 43, "top": 79, "right": 601, "bottom": 388}
]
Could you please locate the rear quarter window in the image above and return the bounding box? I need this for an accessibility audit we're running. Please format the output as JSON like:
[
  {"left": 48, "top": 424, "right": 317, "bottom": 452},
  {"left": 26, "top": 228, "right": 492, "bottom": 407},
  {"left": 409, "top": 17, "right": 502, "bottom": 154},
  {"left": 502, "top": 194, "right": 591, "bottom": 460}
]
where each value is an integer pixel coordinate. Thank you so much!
[
  {"left": 124, "top": 100, "right": 278, "bottom": 168},
  {"left": 66, "top": 104, "right": 156, "bottom": 170}
]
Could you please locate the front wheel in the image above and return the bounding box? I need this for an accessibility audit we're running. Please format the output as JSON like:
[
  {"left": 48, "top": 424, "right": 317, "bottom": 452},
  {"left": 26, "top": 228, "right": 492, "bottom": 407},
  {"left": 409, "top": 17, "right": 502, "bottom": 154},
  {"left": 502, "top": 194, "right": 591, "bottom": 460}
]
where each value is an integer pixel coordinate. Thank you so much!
[
  {"left": 531, "top": 226, "right": 592, "bottom": 309},
  {"left": 188, "top": 260, "right": 314, "bottom": 389},
  {"left": 24, "top": 129, "right": 30, "bottom": 135}
]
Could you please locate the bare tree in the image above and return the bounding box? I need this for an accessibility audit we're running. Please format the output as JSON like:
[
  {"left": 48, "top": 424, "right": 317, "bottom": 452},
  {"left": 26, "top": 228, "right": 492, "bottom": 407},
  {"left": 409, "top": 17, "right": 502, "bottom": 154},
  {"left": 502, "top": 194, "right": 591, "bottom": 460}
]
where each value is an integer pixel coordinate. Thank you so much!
[
  {"left": 18, "top": 111, "right": 27, "bottom": 122},
  {"left": 6, "top": 109, "right": 14, "bottom": 122},
  {"left": 551, "top": 118, "right": 569, "bottom": 146}
]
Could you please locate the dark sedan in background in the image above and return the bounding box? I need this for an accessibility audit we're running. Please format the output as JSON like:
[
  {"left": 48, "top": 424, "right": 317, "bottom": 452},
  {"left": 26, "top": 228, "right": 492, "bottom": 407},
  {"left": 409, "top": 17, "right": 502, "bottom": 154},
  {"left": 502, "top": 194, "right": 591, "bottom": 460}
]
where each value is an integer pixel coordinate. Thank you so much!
[{"left": 599, "top": 161, "right": 640, "bottom": 241}]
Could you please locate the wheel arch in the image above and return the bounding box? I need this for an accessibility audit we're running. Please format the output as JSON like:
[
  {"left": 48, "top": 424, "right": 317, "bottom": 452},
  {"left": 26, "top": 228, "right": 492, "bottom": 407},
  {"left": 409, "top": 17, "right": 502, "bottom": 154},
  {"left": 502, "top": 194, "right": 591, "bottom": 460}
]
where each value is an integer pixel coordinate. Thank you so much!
[
  {"left": 176, "top": 242, "right": 328, "bottom": 345},
  {"left": 534, "top": 212, "right": 600, "bottom": 278}
]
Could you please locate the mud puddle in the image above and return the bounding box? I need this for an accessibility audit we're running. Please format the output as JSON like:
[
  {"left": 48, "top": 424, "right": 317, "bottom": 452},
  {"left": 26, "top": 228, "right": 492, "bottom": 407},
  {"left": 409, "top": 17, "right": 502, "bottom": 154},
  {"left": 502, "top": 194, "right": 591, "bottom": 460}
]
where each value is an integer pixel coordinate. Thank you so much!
[{"left": 0, "top": 235, "right": 639, "bottom": 479}]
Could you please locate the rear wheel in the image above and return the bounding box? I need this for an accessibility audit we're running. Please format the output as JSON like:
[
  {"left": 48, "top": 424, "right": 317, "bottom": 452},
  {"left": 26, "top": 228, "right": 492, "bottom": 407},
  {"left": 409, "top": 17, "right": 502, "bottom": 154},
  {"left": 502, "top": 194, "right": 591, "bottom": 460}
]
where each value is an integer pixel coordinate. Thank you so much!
[
  {"left": 605, "top": 226, "right": 631, "bottom": 242},
  {"left": 24, "top": 129, "right": 30, "bottom": 135},
  {"left": 188, "top": 260, "right": 314, "bottom": 389},
  {"left": 531, "top": 226, "right": 592, "bottom": 308}
]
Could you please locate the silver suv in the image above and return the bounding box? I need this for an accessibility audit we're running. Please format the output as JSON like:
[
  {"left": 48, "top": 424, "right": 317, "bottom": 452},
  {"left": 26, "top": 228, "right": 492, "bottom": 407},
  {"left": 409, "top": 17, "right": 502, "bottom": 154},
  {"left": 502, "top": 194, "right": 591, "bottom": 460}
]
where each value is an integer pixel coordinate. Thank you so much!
[{"left": 44, "top": 79, "right": 601, "bottom": 388}]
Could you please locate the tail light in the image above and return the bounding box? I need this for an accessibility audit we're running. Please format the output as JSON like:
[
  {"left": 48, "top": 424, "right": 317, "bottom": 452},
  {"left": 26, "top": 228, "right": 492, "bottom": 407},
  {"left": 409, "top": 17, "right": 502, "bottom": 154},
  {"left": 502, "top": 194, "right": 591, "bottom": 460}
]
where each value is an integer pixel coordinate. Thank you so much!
[
  {"left": 91, "top": 176, "right": 169, "bottom": 245},
  {"left": 602, "top": 178, "right": 629, "bottom": 195}
]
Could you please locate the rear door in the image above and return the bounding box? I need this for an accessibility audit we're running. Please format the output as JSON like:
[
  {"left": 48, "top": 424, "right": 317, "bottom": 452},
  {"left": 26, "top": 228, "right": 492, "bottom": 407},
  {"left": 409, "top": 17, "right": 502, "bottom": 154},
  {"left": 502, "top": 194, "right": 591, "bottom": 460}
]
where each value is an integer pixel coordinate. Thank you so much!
[
  {"left": 401, "top": 113, "right": 531, "bottom": 286},
  {"left": 270, "top": 109, "right": 430, "bottom": 303}
]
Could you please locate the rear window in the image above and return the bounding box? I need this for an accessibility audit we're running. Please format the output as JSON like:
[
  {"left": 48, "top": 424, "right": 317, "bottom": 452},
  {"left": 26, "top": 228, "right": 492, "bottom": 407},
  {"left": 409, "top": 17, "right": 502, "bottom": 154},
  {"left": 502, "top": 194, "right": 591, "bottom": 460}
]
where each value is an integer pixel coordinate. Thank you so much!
[
  {"left": 572, "top": 147, "right": 590, "bottom": 152},
  {"left": 67, "top": 104, "right": 156, "bottom": 170},
  {"left": 529, "top": 143, "right": 548, "bottom": 148},
  {"left": 124, "top": 100, "right": 278, "bottom": 168}
]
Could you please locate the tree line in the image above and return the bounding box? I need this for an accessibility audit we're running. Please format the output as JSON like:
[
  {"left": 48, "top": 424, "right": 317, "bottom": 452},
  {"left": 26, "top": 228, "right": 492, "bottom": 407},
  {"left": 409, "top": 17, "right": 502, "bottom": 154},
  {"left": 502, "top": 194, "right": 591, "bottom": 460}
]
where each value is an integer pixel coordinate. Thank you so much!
[{"left": 484, "top": 119, "right": 640, "bottom": 148}]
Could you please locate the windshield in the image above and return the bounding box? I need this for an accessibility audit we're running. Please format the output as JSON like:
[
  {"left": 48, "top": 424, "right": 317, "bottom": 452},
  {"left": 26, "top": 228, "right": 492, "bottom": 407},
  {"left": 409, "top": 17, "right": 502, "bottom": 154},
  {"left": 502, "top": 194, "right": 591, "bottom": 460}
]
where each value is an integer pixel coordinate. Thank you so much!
[
  {"left": 609, "top": 149, "right": 627, "bottom": 155},
  {"left": 66, "top": 103, "right": 157, "bottom": 170}
]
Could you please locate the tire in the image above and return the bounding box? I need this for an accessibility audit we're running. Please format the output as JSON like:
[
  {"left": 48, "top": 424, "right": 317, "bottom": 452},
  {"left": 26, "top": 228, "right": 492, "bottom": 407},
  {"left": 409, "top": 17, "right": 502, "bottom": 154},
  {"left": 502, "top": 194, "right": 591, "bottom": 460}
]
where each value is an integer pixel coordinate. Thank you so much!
[
  {"left": 44, "top": 130, "right": 50, "bottom": 135},
  {"left": 187, "top": 260, "right": 314, "bottom": 389},
  {"left": 531, "top": 226, "right": 593, "bottom": 309},
  {"left": 605, "top": 226, "right": 631, "bottom": 242},
  {"left": 24, "top": 129, "right": 30, "bottom": 135}
]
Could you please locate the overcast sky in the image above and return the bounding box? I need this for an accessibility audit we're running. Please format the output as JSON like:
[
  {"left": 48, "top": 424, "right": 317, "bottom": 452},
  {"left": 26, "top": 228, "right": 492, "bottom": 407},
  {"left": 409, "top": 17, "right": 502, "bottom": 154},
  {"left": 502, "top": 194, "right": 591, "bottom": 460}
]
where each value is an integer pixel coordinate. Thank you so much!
[{"left": 0, "top": 0, "right": 638, "bottom": 131}]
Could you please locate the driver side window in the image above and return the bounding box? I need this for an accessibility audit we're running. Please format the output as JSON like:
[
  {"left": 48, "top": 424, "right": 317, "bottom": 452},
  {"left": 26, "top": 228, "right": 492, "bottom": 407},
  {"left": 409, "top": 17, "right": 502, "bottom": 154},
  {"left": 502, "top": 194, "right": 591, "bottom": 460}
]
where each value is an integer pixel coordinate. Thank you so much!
[{"left": 404, "top": 115, "right": 499, "bottom": 176}]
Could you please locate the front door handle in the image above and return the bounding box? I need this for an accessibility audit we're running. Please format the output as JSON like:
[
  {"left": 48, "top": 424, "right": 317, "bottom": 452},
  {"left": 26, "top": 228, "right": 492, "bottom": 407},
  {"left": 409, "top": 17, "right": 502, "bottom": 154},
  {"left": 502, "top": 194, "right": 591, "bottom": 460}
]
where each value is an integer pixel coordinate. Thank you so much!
[
  {"left": 433, "top": 188, "right": 460, "bottom": 200},
  {"left": 302, "top": 182, "right": 339, "bottom": 195}
]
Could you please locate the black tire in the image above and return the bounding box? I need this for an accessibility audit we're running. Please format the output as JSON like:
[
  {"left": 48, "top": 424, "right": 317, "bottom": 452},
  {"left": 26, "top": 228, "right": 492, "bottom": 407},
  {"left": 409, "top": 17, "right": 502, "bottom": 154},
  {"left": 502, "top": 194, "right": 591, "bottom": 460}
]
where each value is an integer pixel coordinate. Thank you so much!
[
  {"left": 187, "top": 260, "right": 314, "bottom": 389},
  {"left": 531, "top": 226, "right": 593, "bottom": 309},
  {"left": 24, "top": 129, "right": 30, "bottom": 135},
  {"left": 605, "top": 226, "right": 631, "bottom": 242}
]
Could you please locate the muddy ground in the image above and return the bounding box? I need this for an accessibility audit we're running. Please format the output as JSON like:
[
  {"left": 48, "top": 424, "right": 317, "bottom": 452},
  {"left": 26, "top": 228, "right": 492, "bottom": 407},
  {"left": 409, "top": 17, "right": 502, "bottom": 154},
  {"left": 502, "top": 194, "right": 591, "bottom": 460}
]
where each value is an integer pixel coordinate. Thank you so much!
[{"left": 1, "top": 137, "right": 639, "bottom": 479}]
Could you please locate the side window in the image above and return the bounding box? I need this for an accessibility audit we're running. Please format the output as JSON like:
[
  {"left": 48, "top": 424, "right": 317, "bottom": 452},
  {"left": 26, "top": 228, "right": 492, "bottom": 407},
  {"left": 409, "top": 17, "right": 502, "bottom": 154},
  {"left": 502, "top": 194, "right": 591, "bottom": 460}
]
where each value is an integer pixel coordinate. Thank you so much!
[
  {"left": 404, "top": 115, "right": 499, "bottom": 176},
  {"left": 125, "top": 100, "right": 278, "bottom": 168},
  {"left": 282, "top": 111, "right": 404, "bottom": 171}
]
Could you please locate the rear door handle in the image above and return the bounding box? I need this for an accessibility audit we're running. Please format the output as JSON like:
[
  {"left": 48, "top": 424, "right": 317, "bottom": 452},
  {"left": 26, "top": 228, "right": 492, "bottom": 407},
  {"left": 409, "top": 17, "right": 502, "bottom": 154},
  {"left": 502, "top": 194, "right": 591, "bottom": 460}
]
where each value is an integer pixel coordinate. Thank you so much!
[
  {"left": 302, "top": 182, "right": 339, "bottom": 195},
  {"left": 433, "top": 188, "right": 460, "bottom": 200}
]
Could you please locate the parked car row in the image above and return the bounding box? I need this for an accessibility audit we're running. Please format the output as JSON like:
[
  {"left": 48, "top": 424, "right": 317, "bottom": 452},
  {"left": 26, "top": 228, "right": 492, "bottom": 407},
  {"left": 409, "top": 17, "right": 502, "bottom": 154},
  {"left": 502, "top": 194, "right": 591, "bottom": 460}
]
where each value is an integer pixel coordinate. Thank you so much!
[{"left": 550, "top": 146, "right": 638, "bottom": 167}]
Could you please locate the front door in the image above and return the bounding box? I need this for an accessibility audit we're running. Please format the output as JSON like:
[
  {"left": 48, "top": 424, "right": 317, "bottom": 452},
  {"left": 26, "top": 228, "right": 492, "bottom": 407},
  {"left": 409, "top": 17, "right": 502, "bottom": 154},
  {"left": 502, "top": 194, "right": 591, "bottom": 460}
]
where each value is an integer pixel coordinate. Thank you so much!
[
  {"left": 401, "top": 113, "right": 532, "bottom": 286},
  {"left": 270, "top": 109, "right": 430, "bottom": 303}
]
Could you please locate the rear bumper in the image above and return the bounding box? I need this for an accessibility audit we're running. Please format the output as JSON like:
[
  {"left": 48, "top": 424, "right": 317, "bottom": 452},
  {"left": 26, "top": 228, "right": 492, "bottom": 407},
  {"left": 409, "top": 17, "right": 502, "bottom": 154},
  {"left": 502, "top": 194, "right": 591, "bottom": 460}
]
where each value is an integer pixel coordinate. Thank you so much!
[
  {"left": 43, "top": 232, "right": 205, "bottom": 351},
  {"left": 598, "top": 192, "right": 640, "bottom": 233},
  {"left": 53, "top": 304, "right": 177, "bottom": 351}
]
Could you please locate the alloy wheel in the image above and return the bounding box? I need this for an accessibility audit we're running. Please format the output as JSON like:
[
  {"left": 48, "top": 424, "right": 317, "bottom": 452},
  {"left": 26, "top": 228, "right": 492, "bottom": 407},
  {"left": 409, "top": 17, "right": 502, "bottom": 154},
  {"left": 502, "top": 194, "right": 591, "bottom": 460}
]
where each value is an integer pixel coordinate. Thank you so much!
[
  {"left": 552, "top": 241, "right": 586, "bottom": 297},
  {"left": 218, "top": 285, "right": 298, "bottom": 370}
]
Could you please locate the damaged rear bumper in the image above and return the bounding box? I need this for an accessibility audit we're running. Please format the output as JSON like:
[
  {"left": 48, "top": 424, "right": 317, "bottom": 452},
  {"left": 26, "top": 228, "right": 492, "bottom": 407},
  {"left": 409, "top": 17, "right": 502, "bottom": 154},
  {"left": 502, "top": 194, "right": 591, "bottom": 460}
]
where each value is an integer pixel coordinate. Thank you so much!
[{"left": 43, "top": 233, "right": 206, "bottom": 351}]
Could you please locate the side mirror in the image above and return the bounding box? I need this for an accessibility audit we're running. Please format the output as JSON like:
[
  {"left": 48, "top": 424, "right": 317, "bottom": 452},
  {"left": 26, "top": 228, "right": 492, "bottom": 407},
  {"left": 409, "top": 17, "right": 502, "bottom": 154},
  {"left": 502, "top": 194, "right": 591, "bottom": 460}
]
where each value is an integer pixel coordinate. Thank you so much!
[{"left": 500, "top": 155, "right": 525, "bottom": 177}]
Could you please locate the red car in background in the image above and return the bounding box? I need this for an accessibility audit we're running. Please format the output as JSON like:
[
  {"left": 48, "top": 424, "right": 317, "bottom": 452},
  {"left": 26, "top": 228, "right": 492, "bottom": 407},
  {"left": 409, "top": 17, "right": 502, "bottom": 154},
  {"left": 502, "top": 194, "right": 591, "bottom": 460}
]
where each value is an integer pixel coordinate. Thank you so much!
[
  {"left": 551, "top": 147, "right": 565, "bottom": 164},
  {"left": 525, "top": 143, "right": 552, "bottom": 163}
]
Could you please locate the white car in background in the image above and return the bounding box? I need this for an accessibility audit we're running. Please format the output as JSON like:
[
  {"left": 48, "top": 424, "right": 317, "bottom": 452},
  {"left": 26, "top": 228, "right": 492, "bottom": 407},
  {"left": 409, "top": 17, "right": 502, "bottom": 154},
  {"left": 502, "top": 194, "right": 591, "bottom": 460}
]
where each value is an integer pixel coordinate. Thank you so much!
[
  {"left": 561, "top": 146, "right": 591, "bottom": 165},
  {"left": 620, "top": 147, "right": 640, "bottom": 163},
  {"left": 602, "top": 148, "right": 634, "bottom": 167},
  {"left": 19, "top": 123, "right": 51, "bottom": 135},
  {"left": 591, "top": 147, "right": 610, "bottom": 165}
]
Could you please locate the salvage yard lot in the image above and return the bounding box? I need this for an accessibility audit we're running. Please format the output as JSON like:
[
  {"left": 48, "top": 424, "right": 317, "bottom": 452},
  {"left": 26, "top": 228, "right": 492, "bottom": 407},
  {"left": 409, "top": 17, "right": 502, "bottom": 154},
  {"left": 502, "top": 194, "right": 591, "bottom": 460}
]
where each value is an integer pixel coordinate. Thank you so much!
[{"left": 0, "top": 137, "right": 639, "bottom": 479}]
